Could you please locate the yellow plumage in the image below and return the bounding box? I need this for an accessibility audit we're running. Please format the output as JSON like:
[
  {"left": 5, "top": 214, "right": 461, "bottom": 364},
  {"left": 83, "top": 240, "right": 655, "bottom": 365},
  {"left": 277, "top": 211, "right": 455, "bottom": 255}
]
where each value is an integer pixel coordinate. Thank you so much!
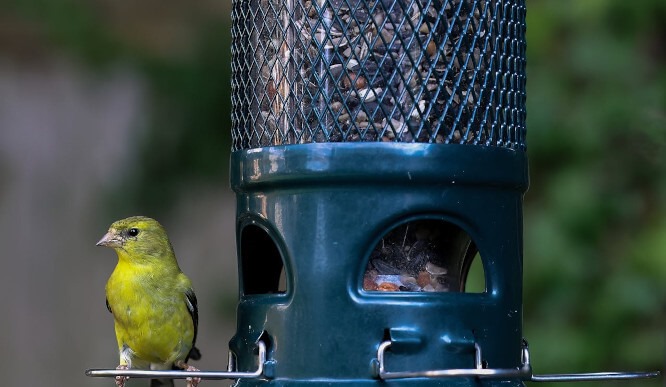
[{"left": 98, "top": 216, "right": 201, "bottom": 387}]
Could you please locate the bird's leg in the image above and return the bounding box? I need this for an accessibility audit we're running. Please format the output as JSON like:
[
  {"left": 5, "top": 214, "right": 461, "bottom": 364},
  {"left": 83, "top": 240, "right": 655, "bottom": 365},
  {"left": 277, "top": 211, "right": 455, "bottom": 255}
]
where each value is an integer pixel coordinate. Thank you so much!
[
  {"left": 185, "top": 365, "right": 201, "bottom": 387},
  {"left": 176, "top": 361, "right": 201, "bottom": 387},
  {"left": 115, "top": 364, "right": 129, "bottom": 387}
]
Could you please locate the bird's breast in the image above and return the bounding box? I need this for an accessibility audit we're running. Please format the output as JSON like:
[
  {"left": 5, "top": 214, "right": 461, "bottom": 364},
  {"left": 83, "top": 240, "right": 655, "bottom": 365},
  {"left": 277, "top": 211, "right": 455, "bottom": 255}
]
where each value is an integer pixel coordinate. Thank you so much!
[{"left": 106, "top": 265, "right": 194, "bottom": 364}]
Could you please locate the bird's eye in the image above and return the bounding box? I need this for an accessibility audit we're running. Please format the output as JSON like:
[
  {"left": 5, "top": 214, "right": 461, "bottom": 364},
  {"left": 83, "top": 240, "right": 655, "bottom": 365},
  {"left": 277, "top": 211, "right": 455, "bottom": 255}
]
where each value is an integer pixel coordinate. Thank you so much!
[{"left": 128, "top": 228, "right": 140, "bottom": 237}]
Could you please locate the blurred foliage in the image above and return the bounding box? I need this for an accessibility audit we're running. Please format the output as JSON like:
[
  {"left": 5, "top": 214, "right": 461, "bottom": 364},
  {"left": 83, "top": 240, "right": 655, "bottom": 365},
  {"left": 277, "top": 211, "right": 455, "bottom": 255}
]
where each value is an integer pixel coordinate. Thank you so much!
[
  {"left": 3, "top": 0, "right": 664, "bottom": 384},
  {"left": 524, "top": 0, "right": 665, "bottom": 385}
]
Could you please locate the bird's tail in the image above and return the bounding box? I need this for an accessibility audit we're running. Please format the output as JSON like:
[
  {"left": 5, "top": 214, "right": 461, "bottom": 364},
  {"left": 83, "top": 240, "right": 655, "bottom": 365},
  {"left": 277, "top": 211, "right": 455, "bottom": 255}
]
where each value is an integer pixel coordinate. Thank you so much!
[
  {"left": 148, "top": 348, "right": 201, "bottom": 387},
  {"left": 187, "top": 346, "right": 202, "bottom": 361},
  {"left": 150, "top": 378, "right": 174, "bottom": 387}
]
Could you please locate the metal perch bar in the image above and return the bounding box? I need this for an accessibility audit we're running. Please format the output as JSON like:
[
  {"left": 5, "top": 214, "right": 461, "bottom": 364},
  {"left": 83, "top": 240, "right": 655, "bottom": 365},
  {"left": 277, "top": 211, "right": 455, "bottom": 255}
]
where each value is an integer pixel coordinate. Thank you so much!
[
  {"left": 85, "top": 341, "right": 266, "bottom": 380},
  {"left": 530, "top": 371, "right": 662, "bottom": 383},
  {"left": 376, "top": 339, "right": 661, "bottom": 382}
]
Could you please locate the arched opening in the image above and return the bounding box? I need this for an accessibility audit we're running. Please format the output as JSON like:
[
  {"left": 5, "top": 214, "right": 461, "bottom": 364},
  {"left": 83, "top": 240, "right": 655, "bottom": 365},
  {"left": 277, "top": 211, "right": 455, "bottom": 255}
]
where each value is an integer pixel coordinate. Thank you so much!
[
  {"left": 362, "top": 219, "right": 485, "bottom": 293},
  {"left": 240, "top": 224, "right": 287, "bottom": 295}
]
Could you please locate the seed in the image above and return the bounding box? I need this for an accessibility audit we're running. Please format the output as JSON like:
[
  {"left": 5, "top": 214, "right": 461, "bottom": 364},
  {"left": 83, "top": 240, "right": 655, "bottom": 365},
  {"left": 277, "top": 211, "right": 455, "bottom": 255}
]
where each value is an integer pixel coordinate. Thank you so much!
[
  {"left": 427, "top": 41, "right": 436, "bottom": 56},
  {"left": 426, "top": 262, "right": 447, "bottom": 275},
  {"left": 355, "top": 75, "right": 367, "bottom": 89}
]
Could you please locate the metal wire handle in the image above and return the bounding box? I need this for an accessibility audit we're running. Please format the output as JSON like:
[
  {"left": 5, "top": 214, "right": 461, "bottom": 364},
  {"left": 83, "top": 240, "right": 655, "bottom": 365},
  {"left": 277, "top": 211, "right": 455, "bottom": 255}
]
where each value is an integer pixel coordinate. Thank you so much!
[
  {"left": 376, "top": 340, "right": 532, "bottom": 379},
  {"left": 376, "top": 339, "right": 661, "bottom": 382},
  {"left": 85, "top": 341, "right": 267, "bottom": 381}
]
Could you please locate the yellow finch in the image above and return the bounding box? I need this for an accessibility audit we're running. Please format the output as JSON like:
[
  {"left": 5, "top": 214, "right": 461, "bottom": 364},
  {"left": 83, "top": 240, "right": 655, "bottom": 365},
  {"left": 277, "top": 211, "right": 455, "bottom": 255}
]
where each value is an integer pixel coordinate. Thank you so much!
[{"left": 97, "top": 216, "right": 201, "bottom": 387}]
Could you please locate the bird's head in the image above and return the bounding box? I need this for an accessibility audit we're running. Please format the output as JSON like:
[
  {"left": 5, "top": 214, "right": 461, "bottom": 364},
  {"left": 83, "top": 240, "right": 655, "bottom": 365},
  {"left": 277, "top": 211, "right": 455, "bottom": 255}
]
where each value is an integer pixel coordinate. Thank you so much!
[{"left": 97, "top": 216, "right": 176, "bottom": 262}]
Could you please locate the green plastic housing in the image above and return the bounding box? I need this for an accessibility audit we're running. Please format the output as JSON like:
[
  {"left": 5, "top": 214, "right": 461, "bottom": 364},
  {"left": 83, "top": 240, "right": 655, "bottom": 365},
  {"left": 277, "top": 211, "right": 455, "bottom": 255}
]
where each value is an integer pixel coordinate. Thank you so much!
[{"left": 229, "top": 143, "right": 529, "bottom": 386}]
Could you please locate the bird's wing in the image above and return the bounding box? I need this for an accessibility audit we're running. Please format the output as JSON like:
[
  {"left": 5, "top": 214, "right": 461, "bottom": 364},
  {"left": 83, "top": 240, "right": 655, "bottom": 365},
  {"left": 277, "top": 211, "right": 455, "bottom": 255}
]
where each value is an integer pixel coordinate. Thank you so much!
[
  {"left": 184, "top": 288, "right": 199, "bottom": 356},
  {"left": 106, "top": 297, "right": 112, "bottom": 313}
]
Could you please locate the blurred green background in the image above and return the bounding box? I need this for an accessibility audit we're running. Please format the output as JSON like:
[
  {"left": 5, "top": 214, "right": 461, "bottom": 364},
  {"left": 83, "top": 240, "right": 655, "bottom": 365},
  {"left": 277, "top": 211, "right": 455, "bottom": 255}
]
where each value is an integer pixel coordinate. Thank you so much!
[{"left": 0, "top": 0, "right": 663, "bottom": 386}]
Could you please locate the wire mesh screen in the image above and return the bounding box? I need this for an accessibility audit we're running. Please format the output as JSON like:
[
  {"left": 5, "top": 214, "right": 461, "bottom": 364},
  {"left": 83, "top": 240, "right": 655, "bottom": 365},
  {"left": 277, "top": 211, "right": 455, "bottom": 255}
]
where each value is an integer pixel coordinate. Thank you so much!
[{"left": 231, "top": 0, "right": 526, "bottom": 151}]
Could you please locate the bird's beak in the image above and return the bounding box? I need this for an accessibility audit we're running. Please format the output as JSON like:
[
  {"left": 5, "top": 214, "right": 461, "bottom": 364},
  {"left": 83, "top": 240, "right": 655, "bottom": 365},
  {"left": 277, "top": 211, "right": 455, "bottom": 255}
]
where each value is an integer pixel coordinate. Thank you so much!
[{"left": 96, "top": 231, "right": 123, "bottom": 248}]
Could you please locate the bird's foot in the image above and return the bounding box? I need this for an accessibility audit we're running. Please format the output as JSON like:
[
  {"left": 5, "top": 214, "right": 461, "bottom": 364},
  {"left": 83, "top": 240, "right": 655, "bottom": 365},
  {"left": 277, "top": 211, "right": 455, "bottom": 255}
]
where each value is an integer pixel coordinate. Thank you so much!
[
  {"left": 185, "top": 365, "right": 201, "bottom": 387},
  {"left": 115, "top": 364, "right": 129, "bottom": 387}
]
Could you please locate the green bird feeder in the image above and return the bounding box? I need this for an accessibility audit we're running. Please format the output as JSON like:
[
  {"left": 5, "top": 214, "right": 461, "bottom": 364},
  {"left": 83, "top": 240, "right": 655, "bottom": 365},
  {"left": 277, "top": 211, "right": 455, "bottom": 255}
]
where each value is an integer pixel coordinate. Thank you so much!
[
  {"left": 229, "top": 0, "right": 529, "bottom": 383},
  {"left": 227, "top": 0, "right": 659, "bottom": 385}
]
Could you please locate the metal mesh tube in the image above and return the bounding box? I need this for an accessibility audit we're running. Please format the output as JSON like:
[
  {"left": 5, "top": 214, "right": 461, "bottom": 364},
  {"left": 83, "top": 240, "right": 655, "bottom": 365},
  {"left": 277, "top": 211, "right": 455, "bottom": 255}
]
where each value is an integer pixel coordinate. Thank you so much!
[{"left": 231, "top": 0, "right": 526, "bottom": 151}]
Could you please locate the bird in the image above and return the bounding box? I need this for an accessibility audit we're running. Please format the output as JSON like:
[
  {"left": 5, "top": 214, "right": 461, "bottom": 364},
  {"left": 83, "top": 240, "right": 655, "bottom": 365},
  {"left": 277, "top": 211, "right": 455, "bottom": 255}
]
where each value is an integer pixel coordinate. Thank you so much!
[{"left": 97, "top": 216, "right": 202, "bottom": 387}]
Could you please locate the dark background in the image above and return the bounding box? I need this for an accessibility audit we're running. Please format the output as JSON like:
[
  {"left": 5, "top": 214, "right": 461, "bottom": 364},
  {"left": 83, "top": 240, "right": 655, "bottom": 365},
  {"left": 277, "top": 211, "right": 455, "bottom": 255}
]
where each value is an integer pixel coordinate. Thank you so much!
[{"left": 0, "top": 1, "right": 663, "bottom": 386}]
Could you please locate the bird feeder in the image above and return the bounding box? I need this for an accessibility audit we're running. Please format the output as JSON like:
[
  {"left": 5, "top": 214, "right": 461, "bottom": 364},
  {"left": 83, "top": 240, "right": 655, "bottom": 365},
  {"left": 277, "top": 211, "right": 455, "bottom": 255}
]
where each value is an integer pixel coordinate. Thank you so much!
[
  {"left": 86, "top": 0, "right": 660, "bottom": 385},
  {"left": 227, "top": 0, "right": 658, "bottom": 384},
  {"left": 228, "top": 0, "right": 530, "bottom": 384}
]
